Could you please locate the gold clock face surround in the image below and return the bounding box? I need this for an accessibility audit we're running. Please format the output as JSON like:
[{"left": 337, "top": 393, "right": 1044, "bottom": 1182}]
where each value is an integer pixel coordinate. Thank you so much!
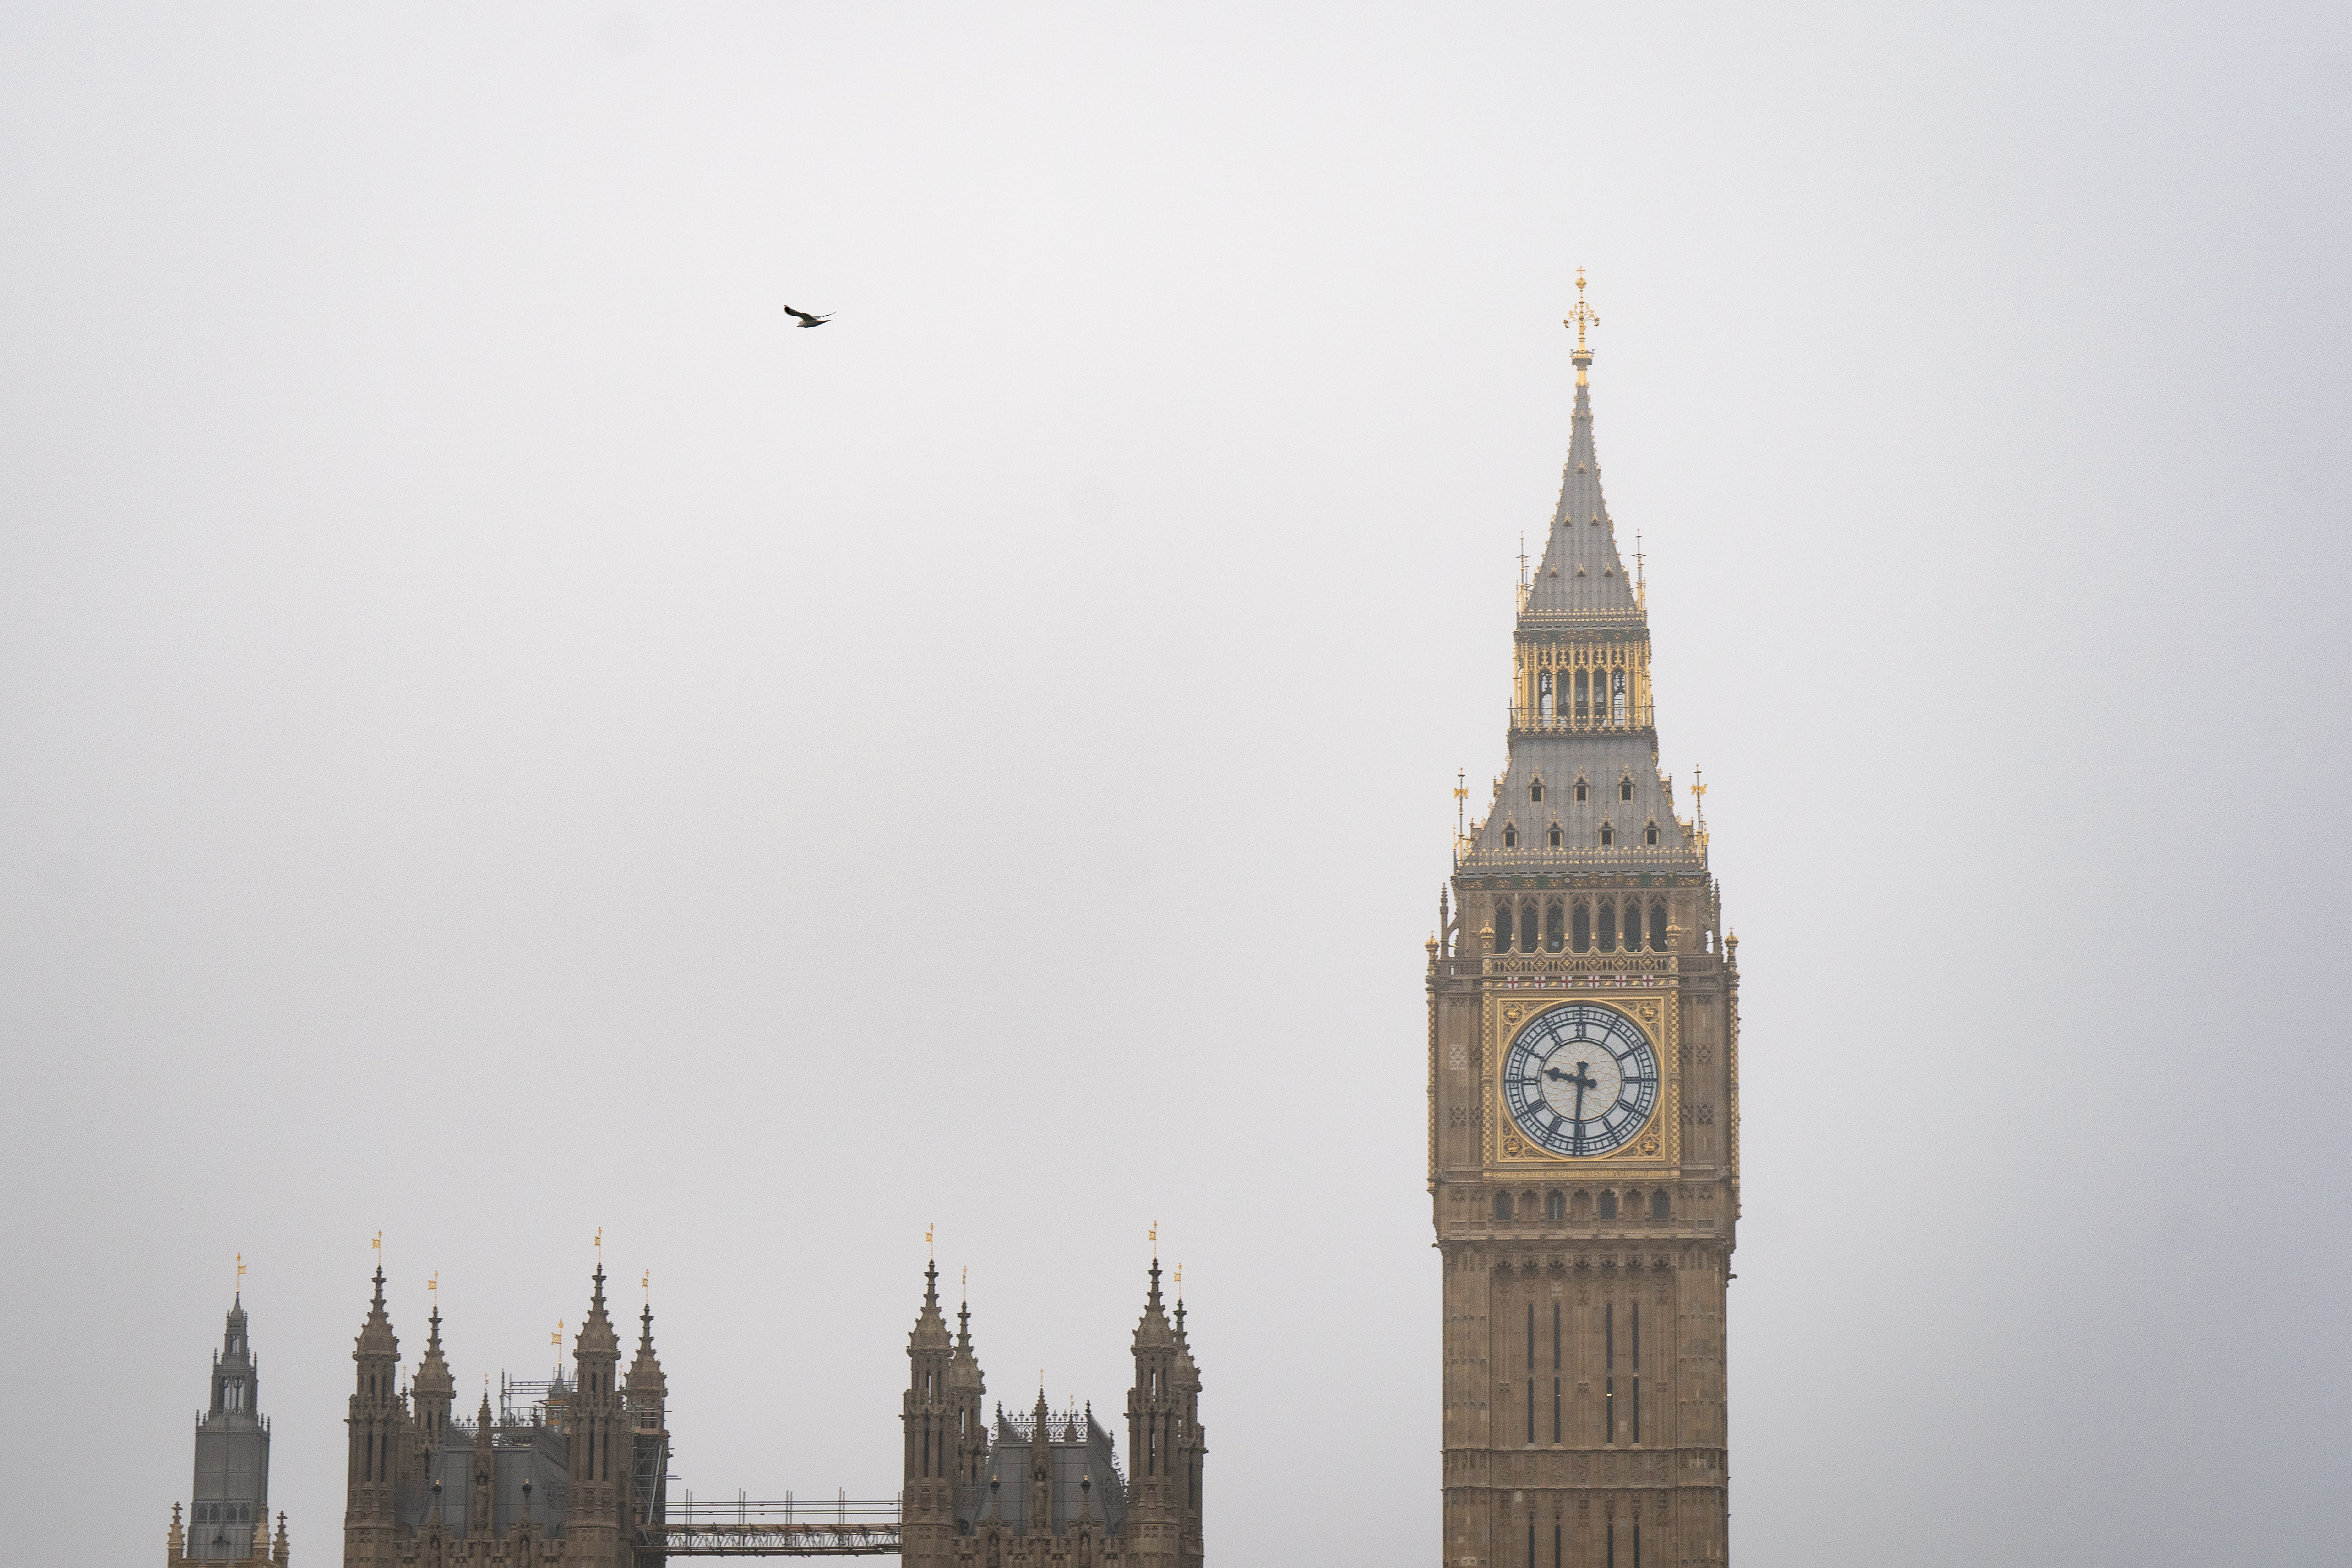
[{"left": 1498, "top": 1001, "right": 1661, "bottom": 1158}]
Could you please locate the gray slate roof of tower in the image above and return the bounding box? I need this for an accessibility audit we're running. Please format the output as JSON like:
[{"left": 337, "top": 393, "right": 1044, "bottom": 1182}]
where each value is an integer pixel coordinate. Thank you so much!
[{"left": 1521, "top": 370, "right": 1639, "bottom": 617}]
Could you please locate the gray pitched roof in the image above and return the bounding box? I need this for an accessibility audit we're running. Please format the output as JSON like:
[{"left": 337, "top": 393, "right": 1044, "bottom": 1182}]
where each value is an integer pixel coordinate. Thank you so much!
[
  {"left": 1521, "top": 367, "right": 1638, "bottom": 616},
  {"left": 1470, "top": 732, "right": 1696, "bottom": 863}
]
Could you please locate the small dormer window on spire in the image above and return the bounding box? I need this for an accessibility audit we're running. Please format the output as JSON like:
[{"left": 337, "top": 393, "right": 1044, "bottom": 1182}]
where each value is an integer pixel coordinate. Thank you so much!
[
  {"left": 1530, "top": 779, "right": 1544, "bottom": 803},
  {"left": 1548, "top": 825, "right": 1562, "bottom": 848},
  {"left": 1503, "top": 826, "right": 1518, "bottom": 849},
  {"left": 1620, "top": 776, "right": 1634, "bottom": 802},
  {"left": 1575, "top": 780, "right": 1590, "bottom": 803},
  {"left": 1599, "top": 824, "right": 1615, "bottom": 848},
  {"left": 1644, "top": 823, "right": 1659, "bottom": 846}
]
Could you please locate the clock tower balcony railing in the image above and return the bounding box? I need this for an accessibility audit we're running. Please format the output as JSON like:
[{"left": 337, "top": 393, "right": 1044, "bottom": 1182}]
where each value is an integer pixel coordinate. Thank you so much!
[{"left": 1508, "top": 702, "right": 1655, "bottom": 736}]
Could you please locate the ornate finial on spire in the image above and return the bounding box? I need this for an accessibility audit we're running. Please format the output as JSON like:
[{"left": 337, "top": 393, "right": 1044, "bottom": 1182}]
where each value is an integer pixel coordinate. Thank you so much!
[
  {"left": 593, "top": 1227, "right": 603, "bottom": 1264},
  {"left": 1634, "top": 528, "right": 1647, "bottom": 608},
  {"left": 235, "top": 1252, "right": 245, "bottom": 1302},
  {"left": 957, "top": 1268, "right": 971, "bottom": 1350},
  {"left": 1564, "top": 267, "right": 1600, "bottom": 350},
  {"left": 642, "top": 1269, "right": 650, "bottom": 1305},
  {"left": 551, "top": 1320, "right": 563, "bottom": 1348},
  {"left": 926, "top": 1223, "right": 934, "bottom": 1259}
]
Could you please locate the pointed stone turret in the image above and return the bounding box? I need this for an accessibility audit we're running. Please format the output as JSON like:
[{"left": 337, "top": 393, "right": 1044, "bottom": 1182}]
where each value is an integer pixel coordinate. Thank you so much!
[
  {"left": 566, "top": 1262, "right": 630, "bottom": 1557},
  {"left": 626, "top": 1300, "right": 668, "bottom": 1426},
  {"left": 1027, "top": 1386, "right": 1056, "bottom": 1535},
  {"left": 412, "top": 1302, "right": 454, "bottom": 1449},
  {"left": 468, "top": 1386, "right": 496, "bottom": 1540},
  {"left": 1124, "top": 1258, "right": 1183, "bottom": 1568},
  {"left": 1169, "top": 1283, "right": 1206, "bottom": 1568},
  {"left": 946, "top": 1280, "right": 989, "bottom": 1531},
  {"left": 211, "top": 1295, "right": 260, "bottom": 1419},
  {"left": 344, "top": 1267, "right": 405, "bottom": 1564},
  {"left": 901, "top": 1261, "right": 960, "bottom": 1566},
  {"left": 270, "top": 1511, "right": 289, "bottom": 1567}
]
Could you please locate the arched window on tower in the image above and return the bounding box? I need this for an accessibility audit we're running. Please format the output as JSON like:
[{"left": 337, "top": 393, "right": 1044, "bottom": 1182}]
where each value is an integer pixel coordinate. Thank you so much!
[
  {"left": 1503, "top": 826, "right": 1518, "bottom": 848},
  {"left": 1546, "top": 1191, "right": 1566, "bottom": 1221},
  {"left": 1598, "top": 1190, "right": 1618, "bottom": 1220},
  {"left": 1545, "top": 904, "right": 1565, "bottom": 953},
  {"left": 1644, "top": 822, "right": 1659, "bottom": 846},
  {"left": 1493, "top": 904, "right": 1514, "bottom": 953},
  {"left": 1537, "top": 669, "right": 1553, "bottom": 719},
  {"left": 1574, "top": 668, "right": 1590, "bottom": 719},
  {"left": 1597, "top": 903, "right": 1617, "bottom": 952},
  {"left": 1572, "top": 903, "right": 1591, "bottom": 952},
  {"left": 1650, "top": 1191, "right": 1671, "bottom": 1220},
  {"left": 1612, "top": 669, "right": 1628, "bottom": 724},
  {"left": 1530, "top": 779, "right": 1544, "bottom": 803},
  {"left": 1548, "top": 824, "right": 1562, "bottom": 848},
  {"left": 1519, "top": 904, "right": 1539, "bottom": 954},
  {"left": 1575, "top": 779, "right": 1590, "bottom": 803},
  {"left": 1620, "top": 775, "right": 1634, "bottom": 802},
  {"left": 1494, "top": 1192, "right": 1514, "bottom": 1223},
  {"left": 1650, "top": 901, "right": 1668, "bottom": 951},
  {"left": 1599, "top": 824, "right": 1615, "bottom": 848}
]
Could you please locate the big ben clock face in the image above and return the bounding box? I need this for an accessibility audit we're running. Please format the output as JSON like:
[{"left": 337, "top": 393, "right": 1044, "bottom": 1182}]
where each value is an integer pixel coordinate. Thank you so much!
[{"left": 1502, "top": 1003, "right": 1660, "bottom": 1157}]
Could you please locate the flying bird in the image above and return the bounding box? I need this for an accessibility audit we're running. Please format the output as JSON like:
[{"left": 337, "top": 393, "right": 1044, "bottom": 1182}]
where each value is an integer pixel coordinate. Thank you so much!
[{"left": 783, "top": 305, "right": 832, "bottom": 329}]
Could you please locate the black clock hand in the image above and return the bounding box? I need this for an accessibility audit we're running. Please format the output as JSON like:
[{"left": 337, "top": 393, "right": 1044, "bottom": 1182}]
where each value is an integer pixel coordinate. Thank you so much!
[{"left": 1547, "top": 1060, "right": 1599, "bottom": 1123}]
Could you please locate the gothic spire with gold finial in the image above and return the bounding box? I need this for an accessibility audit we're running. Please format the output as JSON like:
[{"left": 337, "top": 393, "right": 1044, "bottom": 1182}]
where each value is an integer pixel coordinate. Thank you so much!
[{"left": 1522, "top": 269, "right": 1638, "bottom": 618}]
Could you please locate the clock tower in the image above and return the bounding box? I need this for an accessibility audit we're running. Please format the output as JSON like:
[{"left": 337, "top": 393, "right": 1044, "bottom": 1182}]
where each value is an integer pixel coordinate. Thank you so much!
[{"left": 1428, "top": 279, "right": 1737, "bottom": 1568}]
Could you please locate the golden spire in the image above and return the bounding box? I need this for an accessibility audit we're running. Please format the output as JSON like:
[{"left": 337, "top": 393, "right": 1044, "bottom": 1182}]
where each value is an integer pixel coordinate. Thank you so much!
[
  {"left": 235, "top": 1253, "right": 245, "bottom": 1296},
  {"left": 1563, "top": 267, "right": 1600, "bottom": 383}
]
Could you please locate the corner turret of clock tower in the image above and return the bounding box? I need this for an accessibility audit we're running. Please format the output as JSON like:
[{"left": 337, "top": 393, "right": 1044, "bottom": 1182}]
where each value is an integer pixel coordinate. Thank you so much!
[{"left": 1427, "top": 276, "right": 1738, "bottom": 1567}]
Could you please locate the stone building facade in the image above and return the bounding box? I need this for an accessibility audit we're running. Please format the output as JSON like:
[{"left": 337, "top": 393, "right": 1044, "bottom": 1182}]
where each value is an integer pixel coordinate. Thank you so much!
[
  {"left": 899, "top": 1259, "right": 1206, "bottom": 1568},
  {"left": 1428, "top": 288, "right": 1739, "bottom": 1567},
  {"left": 337, "top": 1263, "right": 669, "bottom": 1568},
  {"left": 168, "top": 1295, "right": 292, "bottom": 1567}
]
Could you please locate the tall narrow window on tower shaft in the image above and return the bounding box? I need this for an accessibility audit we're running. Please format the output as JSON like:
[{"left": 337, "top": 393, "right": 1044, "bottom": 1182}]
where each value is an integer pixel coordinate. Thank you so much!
[
  {"left": 1598, "top": 904, "right": 1618, "bottom": 952},
  {"left": 1520, "top": 904, "right": 1539, "bottom": 955},
  {"left": 1527, "top": 1302, "right": 1536, "bottom": 1444},
  {"left": 1495, "top": 905, "right": 1514, "bottom": 953},
  {"left": 1573, "top": 904, "right": 1591, "bottom": 952},
  {"left": 1546, "top": 906, "right": 1565, "bottom": 953},
  {"left": 1553, "top": 1301, "right": 1563, "bottom": 1443},
  {"left": 1575, "top": 668, "right": 1590, "bottom": 715},
  {"left": 1612, "top": 670, "right": 1628, "bottom": 724},
  {"left": 1604, "top": 1302, "right": 1616, "bottom": 1443},
  {"left": 1538, "top": 669, "right": 1553, "bottom": 719},
  {"left": 1632, "top": 1303, "right": 1642, "bottom": 1444}
]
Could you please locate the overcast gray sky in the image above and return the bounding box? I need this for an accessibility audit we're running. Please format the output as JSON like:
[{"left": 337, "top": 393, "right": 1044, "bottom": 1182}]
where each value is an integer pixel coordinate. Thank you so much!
[{"left": 3, "top": 4, "right": 2348, "bottom": 1564}]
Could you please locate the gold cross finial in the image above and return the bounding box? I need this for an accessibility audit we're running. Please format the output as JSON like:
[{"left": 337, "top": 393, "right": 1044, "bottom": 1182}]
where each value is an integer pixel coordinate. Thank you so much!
[
  {"left": 926, "top": 1224, "right": 934, "bottom": 1258},
  {"left": 552, "top": 1320, "right": 564, "bottom": 1348},
  {"left": 371, "top": 1230, "right": 381, "bottom": 1253},
  {"left": 593, "top": 1227, "right": 602, "bottom": 1262},
  {"left": 235, "top": 1253, "right": 245, "bottom": 1287},
  {"left": 428, "top": 1271, "right": 438, "bottom": 1295},
  {"left": 641, "top": 1269, "right": 650, "bottom": 1303},
  {"left": 1149, "top": 1221, "right": 1158, "bottom": 1259},
  {"left": 1563, "top": 267, "right": 1599, "bottom": 352}
]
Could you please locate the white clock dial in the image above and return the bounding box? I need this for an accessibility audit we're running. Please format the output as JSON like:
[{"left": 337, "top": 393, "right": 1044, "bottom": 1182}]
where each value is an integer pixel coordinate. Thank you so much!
[{"left": 1500, "top": 1003, "right": 1660, "bottom": 1157}]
